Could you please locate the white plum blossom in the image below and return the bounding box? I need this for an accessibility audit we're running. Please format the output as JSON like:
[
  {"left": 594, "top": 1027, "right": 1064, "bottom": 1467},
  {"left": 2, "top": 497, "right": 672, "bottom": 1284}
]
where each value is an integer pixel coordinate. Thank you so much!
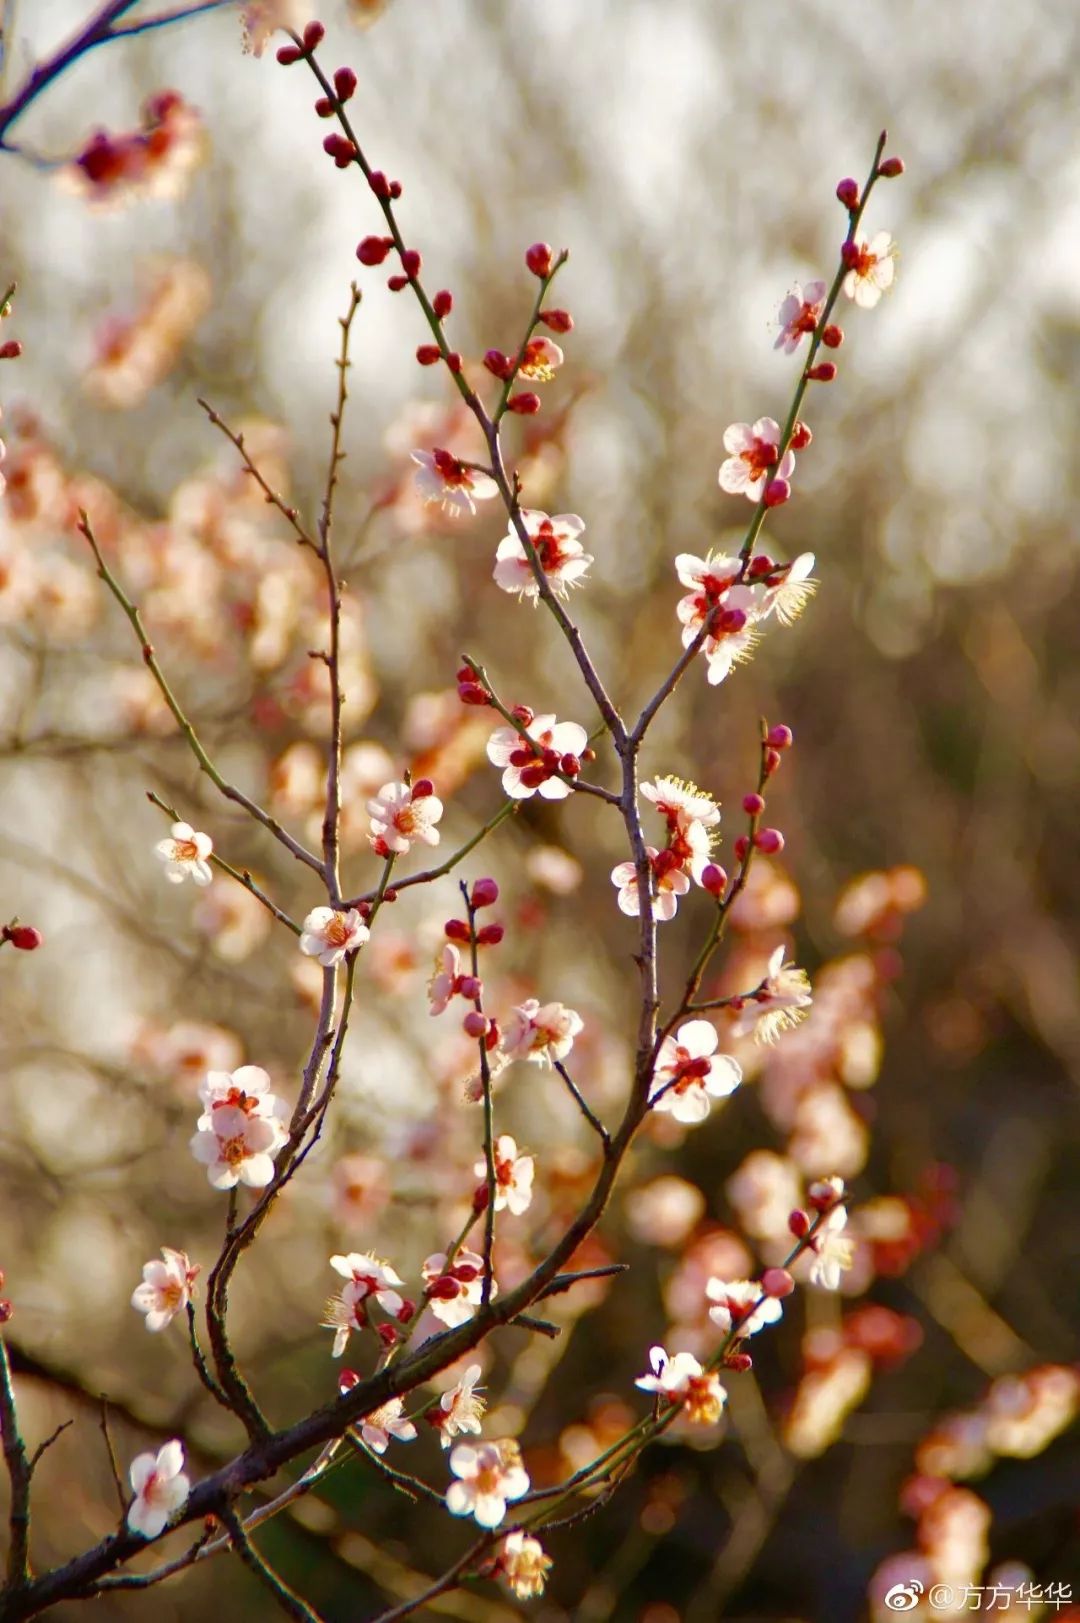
[
  {"left": 366, "top": 780, "right": 443, "bottom": 855},
  {"left": 705, "top": 1277, "right": 784, "bottom": 1338},
  {"left": 718, "top": 417, "right": 795, "bottom": 502},
  {"left": 501, "top": 999, "right": 583, "bottom": 1068},
  {"left": 428, "top": 943, "right": 465, "bottom": 1015},
  {"left": 760, "top": 552, "right": 818, "bottom": 627},
  {"left": 610, "top": 848, "right": 691, "bottom": 922},
  {"left": 324, "top": 1252, "right": 407, "bottom": 1356},
  {"left": 130, "top": 1248, "right": 199, "bottom": 1332},
  {"left": 493, "top": 511, "right": 593, "bottom": 602},
  {"left": 154, "top": 821, "right": 213, "bottom": 886},
  {"left": 499, "top": 1530, "right": 553, "bottom": 1599},
  {"left": 435, "top": 1363, "right": 486, "bottom": 1448},
  {"left": 635, "top": 1346, "right": 728, "bottom": 1425},
  {"left": 649, "top": 1021, "right": 742, "bottom": 1124},
  {"left": 423, "top": 1250, "right": 493, "bottom": 1327},
  {"left": 126, "top": 1441, "right": 190, "bottom": 1539},
  {"left": 475, "top": 1135, "right": 535, "bottom": 1215},
  {"left": 808, "top": 1204, "right": 856, "bottom": 1291},
  {"left": 410, "top": 448, "right": 498, "bottom": 517},
  {"left": 240, "top": 0, "right": 308, "bottom": 56},
  {"left": 775, "top": 279, "right": 827, "bottom": 353},
  {"left": 641, "top": 776, "right": 720, "bottom": 884},
  {"left": 446, "top": 1440, "right": 530, "bottom": 1529},
  {"left": 360, "top": 1399, "right": 418, "bottom": 1455},
  {"left": 673, "top": 548, "right": 817, "bottom": 687},
  {"left": 518, "top": 335, "right": 564, "bottom": 381},
  {"left": 486, "top": 714, "right": 588, "bottom": 801},
  {"left": 190, "top": 1065, "right": 287, "bottom": 1190},
  {"left": 299, "top": 906, "right": 369, "bottom": 967},
  {"left": 729, "top": 945, "right": 813, "bottom": 1043},
  {"left": 842, "top": 231, "right": 896, "bottom": 308}
]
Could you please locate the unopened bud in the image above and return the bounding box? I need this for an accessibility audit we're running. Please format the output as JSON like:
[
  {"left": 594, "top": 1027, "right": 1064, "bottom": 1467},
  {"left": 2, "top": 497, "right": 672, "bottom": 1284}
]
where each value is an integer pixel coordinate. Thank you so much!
[
  {"left": 788, "top": 1209, "right": 811, "bottom": 1239},
  {"left": 476, "top": 923, "right": 504, "bottom": 947},
  {"left": 3, "top": 925, "right": 42, "bottom": 951},
  {"left": 416, "top": 344, "right": 441, "bottom": 365},
  {"left": 767, "top": 724, "right": 793, "bottom": 749},
  {"left": 411, "top": 778, "right": 435, "bottom": 798},
  {"left": 471, "top": 877, "right": 499, "bottom": 908},
  {"left": 377, "top": 1322, "right": 400, "bottom": 1347},
  {"left": 302, "top": 20, "right": 325, "bottom": 48},
  {"left": 444, "top": 918, "right": 471, "bottom": 943},
  {"left": 276, "top": 43, "right": 303, "bottom": 64},
  {"left": 755, "top": 828, "right": 785, "bottom": 854},
  {"left": 724, "top": 1349, "right": 753, "bottom": 1372},
  {"left": 742, "top": 793, "right": 765, "bottom": 816},
  {"left": 338, "top": 1368, "right": 360, "bottom": 1394},
  {"left": 835, "top": 177, "right": 860, "bottom": 209},
  {"left": 510, "top": 705, "right": 535, "bottom": 726},
  {"left": 432, "top": 289, "right": 453, "bottom": 318},
  {"left": 763, "top": 479, "right": 790, "bottom": 508},
  {"left": 400, "top": 249, "right": 422, "bottom": 278},
  {"left": 807, "top": 361, "right": 837, "bottom": 382},
  {"left": 878, "top": 156, "right": 905, "bottom": 178},
  {"left": 539, "top": 308, "right": 573, "bottom": 333},
  {"left": 763, "top": 748, "right": 782, "bottom": 776},
  {"left": 484, "top": 349, "right": 512, "bottom": 378},
  {"left": 789, "top": 420, "right": 812, "bottom": 450},
  {"left": 458, "top": 975, "right": 482, "bottom": 1000},
  {"left": 458, "top": 682, "right": 490, "bottom": 706},
  {"left": 389, "top": 180, "right": 402, "bottom": 199},
  {"left": 701, "top": 863, "right": 727, "bottom": 898},
  {"left": 368, "top": 170, "right": 391, "bottom": 199},
  {"left": 445, "top": 351, "right": 463, "bottom": 374},
  {"left": 822, "top": 324, "right": 844, "bottom": 349},
  {"left": 386, "top": 274, "right": 408, "bottom": 292},
  {"left": 733, "top": 835, "right": 750, "bottom": 861},
  {"left": 840, "top": 240, "right": 861, "bottom": 269},
  {"left": 356, "top": 235, "right": 393, "bottom": 266},
  {"left": 761, "top": 1268, "right": 795, "bottom": 1298},
  {"left": 315, "top": 96, "right": 335, "bottom": 118},
  {"left": 525, "top": 242, "right": 553, "bottom": 277},
  {"left": 0, "top": 340, "right": 22, "bottom": 360},
  {"left": 507, "top": 392, "right": 541, "bottom": 415},
  {"left": 333, "top": 67, "right": 358, "bottom": 101},
  {"left": 463, "top": 1011, "right": 489, "bottom": 1039},
  {"left": 394, "top": 1299, "right": 415, "bottom": 1323}
]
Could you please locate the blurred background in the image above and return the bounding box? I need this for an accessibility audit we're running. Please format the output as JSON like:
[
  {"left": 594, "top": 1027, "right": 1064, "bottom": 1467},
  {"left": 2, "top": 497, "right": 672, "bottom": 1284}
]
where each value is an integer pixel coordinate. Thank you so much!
[{"left": 1, "top": 1, "right": 1078, "bottom": 1619}]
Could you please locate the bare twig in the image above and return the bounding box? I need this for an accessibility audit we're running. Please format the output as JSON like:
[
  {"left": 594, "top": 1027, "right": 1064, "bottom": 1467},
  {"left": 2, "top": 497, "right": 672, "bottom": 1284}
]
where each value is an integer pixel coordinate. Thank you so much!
[{"left": 0, "top": 1336, "right": 33, "bottom": 1590}]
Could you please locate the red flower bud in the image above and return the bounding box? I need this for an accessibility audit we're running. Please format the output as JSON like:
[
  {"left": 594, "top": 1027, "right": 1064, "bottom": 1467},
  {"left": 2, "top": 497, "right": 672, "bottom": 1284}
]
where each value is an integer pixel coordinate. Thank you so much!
[
  {"left": 368, "top": 170, "right": 391, "bottom": 198},
  {"left": 445, "top": 351, "right": 463, "bottom": 374},
  {"left": 377, "top": 1322, "right": 401, "bottom": 1346},
  {"left": 762, "top": 1268, "right": 795, "bottom": 1298},
  {"left": 0, "top": 340, "right": 23, "bottom": 360},
  {"left": 395, "top": 1299, "right": 415, "bottom": 1323},
  {"left": 835, "top": 177, "right": 860, "bottom": 210},
  {"left": 822, "top": 324, "right": 844, "bottom": 349},
  {"left": 525, "top": 242, "right": 553, "bottom": 277},
  {"left": 382, "top": 887, "right": 397, "bottom": 903},
  {"left": 416, "top": 344, "right": 440, "bottom": 365},
  {"left": 338, "top": 1368, "right": 360, "bottom": 1393},
  {"left": 463, "top": 1011, "right": 489, "bottom": 1039},
  {"left": 333, "top": 67, "right": 358, "bottom": 101},
  {"left": 742, "top": 793, "right": 765, "bottom": 816},
  {"left": 386, "top": 274, "right": 409, "bottom": 292},
  {"left": 539, "top": 308, "right": 573, "bottom": 332},
  {"left": 458, "top": 975, "right": 482, "bottom": 1000},
  {"left": 315, "top": 96, "right": 335, "bottom": 118},
  {"left": 444, "top": 918, "right": 472, "bottom": 942},
  {"left": 399, "top": 249, "right": 421, "bottom": 278},
  {"left": 302, "top": 21, "right": 326, "bottom": 48},
  {"left": 427, "top": 1275, "right": 460, "bottom": 1300},
  {"left": 789, "top": 420, "right": 812, "bottom": 450},
  {"left": 701, "top": 864, "right": 727, "bottom": 898},
  {"left": 3, "top": 925, "right": 42, "bottom": 951},
  {"left": 476, "top": 923, "right": 504, "bottom": 946},
  {"left": 733, "top": 835, "right": 750, "bottom": 861},
  {"left": 560, "top": 753, "right": 581, "bottom": 777},
  {"left": 763, "top": 478, "right": 790, "bottom": 508},
  {"left": 432, "top": 289, "right": 453, "bottom": 319},
  {"left": 276, "top": 44, "right": 303, "bottom": 64},
  {"left": 747, "top": 555, "right": 773, "bottom": 579},
  {"left": 507, "top": 391, "right": 541, "bottom": 415},
  {"left": 878, "top": 156, "right": 905, "bottom": 178},
  {"left": 755, "top": 828, "right": 785, "bottom": 854},
  {"left": 724, "top": 1350, "right": 753, "bottom": 1373},
  {"left": 510, "top": 705, "right": 535, "bottom": 726},
  {"left": 484, "top": 349, "right": 512, "bottom": 378},
  {"left": 389, "top": 180, "right": 402, "bottom": 198},
  {"left": 763, "top": 748, "right": 782, "bottom": 776},
  {"left": 840, "top": 240, "right": 861, "bottom": 269},
  {"left": 471, "top": 877, "right": 499, "bottom": 908},
  {"left": 788, "top": 1209, "right": 811, "bottom": 1239},
  {"left": 458, "top": 682, "right": 490, "bottom": 706},
  {"left": 411, "top": 778, "right": 434, "bottom": 798},
  {"left": 356, "top": 235, "right": 393, "bottom": 265},
  {"left": 767, "top": 724, "right": 793, "bottom": 749},
  {"left": 472, "top": 1182, "right": 489, "bottom": 1213},
  {"left": 807, "top": 361, "right": 837, "bottom": 382}
]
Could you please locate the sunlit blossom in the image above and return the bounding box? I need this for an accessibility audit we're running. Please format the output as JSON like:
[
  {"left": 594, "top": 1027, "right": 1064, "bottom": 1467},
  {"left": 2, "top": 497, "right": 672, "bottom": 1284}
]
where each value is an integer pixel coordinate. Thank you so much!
[
  {"left": 422, "top": 1250, "right": 492, "bottom": 1328},
  {"left": 323, "top": 1252, "right": 407, "bottom": 1356},
  {"left": 446, "top": 1440, "right": 530, "bottom": 1528},
  {"left": 718, "top": 417, "right": 795, "bottom": 502},
  {"left": 501, "top": 999, "right": 583, "bottom": 1068},
  {"left": 705, "top": 1277, "right": 784, "bottom": 1338},
  {"left": 649, "top": 1020, "right": 742, "bottom": 1124},
  {"left": 808, "top": 1204, "right": 856, "bottom": 1290},
  {"left": 842, "top": 231, "right": 897, "bottom": 309},
  {"left": 359, "top": 1398, "right": 417, "bottom": 1455},
  {"left": 366, "top": 780, "right": 443, "bottom": 854},
  {"left": 299, "top": 906, "right": 369, "bottom": 967},
  {"left": 775, "top": 279, "right": 828, "bottom": 353},
  {"left": 126, "top": 1441, "right": 190, "bottom": 1539},
  {"left": 635, "top": 1345, "right": 728, "bottom": 1424},
  {"left": 610, "top": 848, "right": 691, "bottom": 922},
  {"left": 729, "top": 945, "right": 813, "bottom": 1043},
  {"left": 130, "top": 1248, "right": 199, "bottom": 1332},
  {"left": 499, "top": 1530, "right": 553, "bottom": 1599},
  {"left": 410, "top": 448, "right": 498, "bottom": 517},
  {"left": 240, "top": 0, "right": 309, "bottom": 56},
  {"left": 434, "top": 1364, "right": 486, "bottom": 1447},
  {"left": 518, "top": 336, "right": 564, "bottom": 381},
  {"left": 155, "top": 821, "right": 213, "bottom": 886},
  {"left": 493, "top": 510, "right": 592, "bottom": 601},
  {"left": 486, "top": 714, "right": 587, "bottom": 800},
  {"left": 761, "top": 553, "right": 818, "bottom": 626},
  {"left": 475, "top": 1135, "right": 535, "bottom": 1214}
]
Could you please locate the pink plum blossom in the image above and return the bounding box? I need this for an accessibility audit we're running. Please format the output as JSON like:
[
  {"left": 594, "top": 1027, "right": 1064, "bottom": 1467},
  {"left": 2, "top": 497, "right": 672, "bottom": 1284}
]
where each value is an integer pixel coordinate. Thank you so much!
[
  {"left": 718, "top": 418, "right": 795, "bottom": 502},
  {"left": 518, "top": 336, "right": 564, "bottom": 381},
  {"left": 475, "top": 1135, "right": 535, "bottom": 1214},
  {"left": 493, "top": 511, "right": 593, "bottom": 601},
  {"left": 324, "top": 1252, "right": 407, "bottom": 1355},
  {"left": 126, "top": 1440, "right": 190, "bottom": 1539},
  {"left": 486, "top": 714, "right": 588, "bottom": 800},
  {"left": 366, "top": 780, "right": 443, "bottom": 854},
  {"left": 775, "top": 279, "right": 827, "bottom": 353},
  {"left": 842, "top": 231, "right": 896, "bottom": 308},
  {"left": 635, "top": 1346, "right": 728, "bottom": 1424},
  {"left": 130, "top": 1248, "right": 199, "bottom": 1332},
  {"left": 705, "top": 1277, "right": 784, "bottom": 1338},
  {"left": 649, "top": 1020, "right": 742, "bottom": 1123},
  {"left": 299, "top": 906, "right": 370, "bottom": 967},
  {"left": 446, "top": 1440, "right": 530, "bottom": 1528},
  {"left": 501, "top": 999, "right": 583, "bottom": 1068},
  {"left": 434, "top": 1363, "right": 486, "bottom": 1448},
  {"left": 428, "top": 943, "right": 465, "bottom": 1015},
  {"left": 808, "top": 1205, "right": 855, "bottom": 1290},
  {"left": 410, "top": 448, "right": 498, "bottom": 517},
  {"left": 610, "top": 848, "right": 691, "bottom": 921},
  {"left": 423, "top": 1250, "right": 493, "bottom": 1327},
  {"left": 360, "top": 1399, "right": 418, "bottom": 1454},
  {"left": 154, "top": 821, "right": 213, "bottom": 886}
]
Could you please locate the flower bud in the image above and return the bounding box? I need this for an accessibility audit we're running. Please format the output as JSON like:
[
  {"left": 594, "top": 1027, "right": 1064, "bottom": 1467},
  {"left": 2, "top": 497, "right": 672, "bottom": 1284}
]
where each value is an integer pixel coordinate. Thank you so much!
[
  {"left": 484, "top": 1019, "right": 500, "bottom": 1051},
  {"left": 822, "top": 324, "right": 844, "bottom": 348},
  {"left": 463, "top": 1011, "right": 490, "bottom": 1039},
  {"left": 835, "top": 177, "right": 860, "bottom": 209},
  {"left": 458, "top": 975, "right": 482, "bottom": 1000},
  {"left": 377, "top": 1322, "right": 401, "bottom": 1346},
  {"left": 333, "top": 66, "right": 358, "bottom": 101},
  {"left": 432, "top": 289, "right": 453, "bottom": 318},
  {"left": 724, "top": 1349, "right": 753, "bottom": 1373},
  {"left": 701, "top": 863, "right": 727, "bottom": 898},
  {"left": 323, "top": 133, "right": 354, "bottom": 161},
  {"left": 510, "top": 705, "right": 535, "bottom": 726},
  {"left": 788, "top": 1209, "right": 811, "bottom": 1239},
  {"left": 539, "top": 308, "right": 573, "bottom": 332},
  {"left": 878, "top": 156, "right": 905, "bottom": 178},
  {"left": 338, "top": 1368, "right": 360, "bottom": 1393},
  {"left": 0, "top": 1301, "right": 13, "bottom": 1324},
  {"left": 767, "top": 724, "right": 793, "bottom": 749},
  {"left": 472, "top": 1182, "right": 489, "bottom": 1213},
  {"left": 789, "top": 420, "right": 812, "bottom": 450},
  {"left": 762, "top": 1268, "right": 795, "bottom": 1298},
  {"left": 742, "top": 793, "right": 765, "bottom": 816},
  {"left": 484, "top": 349, "right": 512, "bottom": 378},
  {"left": 747, "top": 555, "right": 774, "bottom": 579},
  {"left": 416, "top": 344, "right": 440, "bottom": 365},
  {"left": 356, "top": 235, "right": 393, "bottom": 265},
  {"left": 400, "top": 249, "right": 422, "bottom": 278},
  {"left": 386, "top": 275, "right": 409, "bottom": 292},
  {"left": 389, "top": 180, "right": 402, "bottom": 199},
  {"left": 733, "top": 835, "right": 750, "bottom": 861},
  {"left": 0, "top": 340, "right": 23, "bottom": 360},
  {"left": 763, "top": 748, "right": 782, "bottom": 777},
  {"left": 315, "top": 96, "right": 335, "bottom": 117},
  {"left": 476, "top": 923, "right": 504, "bottom": 947},
  {"left": 368, "top": 170, "right": 391, "bottom": 198},
  {"left": 507, "top": 392, "right": 541, "bottom": 415},
  {"left": 3, "top": 925, "right": 42, "bottom": 951},
  {"left": 840, "top": 240, "right": 861, "bottom": 269},
  {"left": 471, "top": 877, "right": 499, "bottom": 908},
  {"left": 395, "top": 1299, "right": 415, "bottom": 1323},
  {"left": 807, "top": 362, "right": 837, "bottom": 382},
  {"left": 276, "top": 43, "right": 303, "bottom": 64},
  {"left": 303, "top": 20, "right": 325, "bottom": 48},
  {"left": 525, "top": 242, "right": 553, "bottom": 277},
  {"left": 755, "top": 828, "right": 785, "bottom": 854},
  {"left": 457, "top": 682, "right": 490, "bottom": 706},
  {"left": 444, "top": 918, "right": 472, "bottom": 942},
  {"left": 560, "top": 753, "right": 581, "bottom": 777},
  {"left": 445, "top": 351, "right": 463, "bottom": 374},
  {"left": 763, "top": 479, "right": 790, "bottom": 508},
  {"left": 411, "top": 778, "right": 434, "bottom": 798}
]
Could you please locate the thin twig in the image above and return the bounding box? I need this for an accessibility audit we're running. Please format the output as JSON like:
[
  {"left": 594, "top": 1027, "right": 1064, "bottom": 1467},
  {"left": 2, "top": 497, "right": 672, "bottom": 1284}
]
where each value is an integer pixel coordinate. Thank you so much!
[
  {"left": 219, "top": 1505, "right": 324, "bottom": 1623},
  {"left": 553, "top": 1061, "right": 611, "bottom": 1149},
  {"left": 97, "top": 1399, "right": 127, "bottom": 1518},
  {"left": 0, "top": 1336, "right": 33, "bottom": 1589}
]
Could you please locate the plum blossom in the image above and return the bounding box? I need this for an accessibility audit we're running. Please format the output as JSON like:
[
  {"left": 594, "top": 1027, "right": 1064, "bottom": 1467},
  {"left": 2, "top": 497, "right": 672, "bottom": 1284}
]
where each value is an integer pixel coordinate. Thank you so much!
[
  {"left": 429, "top": 944, "right": 467, "bottom": 1015},
  {"left": 493, "top": 511, "right": 592, "bottom": 601},
  {"left": 760, "top": 552, "right": 818, "bottom": 626},
  {"left": 155, "top": 821, "right": 213, "bottom": 886},
  {"left": 446, "top": 1440, "right": 530, "bottom": 1529},
  {"left": 65, "top": 93, "right": 205, "bottom": 210},
  {"left": 635, "top": 1346, "right": 728, "bottom": 1424},
  {"left": 518, "top": 336, "right": 564, "bottom": 381},
  {"left": 299, "top": 906, "right": 369, "bottom": 967},
  {"left": 423, "top": 1250, "right": 492, "bottom": 1327},
  {"left": 775, "top": 280, "right": 828, "bottom": 353},
  {"left": 674, "top": 551, "right": 761, "bottom": 686},
  {"left": 808, "top": 1205, "right": 856, "bottom": 1291},
  {"left": 501, "top": 999, "right": 583, "bottom": 1068},
  {"left": 434, "top": 1364, "right": 486, "bottom": 1447},
  {"left": 718, "top": 417, "right": 795, "bottom": 502},
  {"left": 476, "top": 1135, "right": 535, "bottom": 1214},
  {"left": 729, "top": 946, "right": 813, "bottom": 1043},
  {"left": 486, "top": 713, "right": 587, "bottom": 800},
  {"left": 324, "top": 1252, "right": 407, "bottom": 1355},
  {"left": 705, "top": 1277, "right": 784, "bottom": 1338},
  {"left": 190, "top": 1064, "right": 287, "bottom": 1190},
  {"left": 130, "top": 1248, "right": 199, "bottom": 1332},
  {"left": 366, "top": 779, "right": 443, "bottom": 854},
  {"left": 842, "top": 231, "right": 896, "bottom": 308},
  {"left": 241, "top": 0, "right": 309, "bottom": 55},
  {"left": 649, "top": 1021, "right": 742, "bottom": 1124},
  {"left": 499, "top": 1530, "right": 553, "bottom": 1599},
  {"left": 360, "top": 1399, "right": 418, "bottom": 1454},
  {"left": 126, "top": 1441, "right": 190, "bottom": 1539},
  {"left": 610, "top": 848, "right": 691, "bottom": 922},
  {"left": 410, "top": 448, "right": 498, "bottom": 517},
  {"left": 641, "top": 776, "right": 720, "bottom": 884}
]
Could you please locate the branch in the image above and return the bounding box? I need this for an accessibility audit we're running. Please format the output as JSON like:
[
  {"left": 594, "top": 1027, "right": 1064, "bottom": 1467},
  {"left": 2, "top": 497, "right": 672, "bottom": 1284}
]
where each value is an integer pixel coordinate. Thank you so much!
[
  {"left": 219, "top": 1506, "right": 324, "bottom": 1623},
  {"left": 0, "top": 1336, "right": 33, "bottom": 1591}
]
